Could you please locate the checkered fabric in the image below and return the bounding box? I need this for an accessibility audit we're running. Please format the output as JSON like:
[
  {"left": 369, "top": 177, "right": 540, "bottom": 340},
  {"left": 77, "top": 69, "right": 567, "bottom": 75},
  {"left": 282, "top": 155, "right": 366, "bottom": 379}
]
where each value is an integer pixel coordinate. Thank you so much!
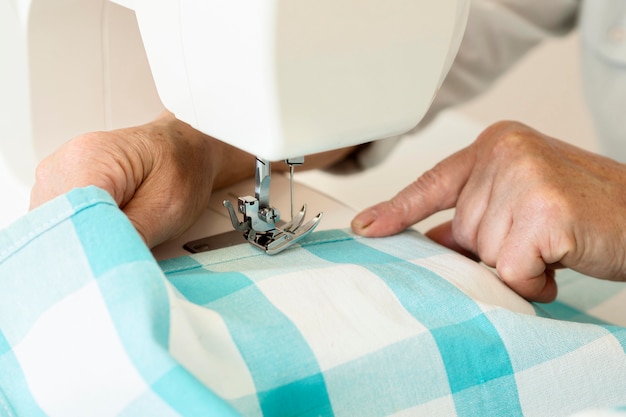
[{"left": 1, "top": 186, "right": 625, "bottom": 417}]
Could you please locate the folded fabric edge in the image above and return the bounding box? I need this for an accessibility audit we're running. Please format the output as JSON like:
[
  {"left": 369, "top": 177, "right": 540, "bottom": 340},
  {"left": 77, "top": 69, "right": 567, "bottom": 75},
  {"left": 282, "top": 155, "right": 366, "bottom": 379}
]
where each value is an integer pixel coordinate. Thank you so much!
[{"left": 0, "top": 186, "right": 117, "bottom": 263}]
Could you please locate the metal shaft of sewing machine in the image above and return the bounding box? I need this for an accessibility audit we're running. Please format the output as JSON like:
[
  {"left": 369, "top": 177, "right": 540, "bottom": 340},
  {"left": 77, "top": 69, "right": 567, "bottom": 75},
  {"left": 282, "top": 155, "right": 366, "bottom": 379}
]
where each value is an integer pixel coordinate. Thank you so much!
[
  {"left": 256, "top": 159, "right": 271, "bottom": 210},
  {"left": 252, "top": 158, "right": 279, "bottom": 231},
  {"left": 223, "top": 157, "right": 322, "bottom": 255}
]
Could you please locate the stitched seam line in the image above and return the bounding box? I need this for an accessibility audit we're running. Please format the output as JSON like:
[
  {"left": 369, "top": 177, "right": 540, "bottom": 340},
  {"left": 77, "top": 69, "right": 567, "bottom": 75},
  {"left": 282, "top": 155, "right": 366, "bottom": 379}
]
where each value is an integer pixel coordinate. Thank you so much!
[
  {"left": 0, "top": 198, "right": 116, "bottom": 263},
  {"left": 0, "top": 386, "right": 16, "bottom": 417},
  {"left": 160, "top": 234, "right": 361, "bottom": 274}
]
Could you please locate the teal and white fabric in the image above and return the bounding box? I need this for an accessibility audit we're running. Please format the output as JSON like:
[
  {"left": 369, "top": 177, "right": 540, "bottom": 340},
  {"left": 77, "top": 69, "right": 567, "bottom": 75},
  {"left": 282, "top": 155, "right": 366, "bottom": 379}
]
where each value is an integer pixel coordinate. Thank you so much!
[{"left": 1, "top": 186, "right": 626, "bottom": 417}]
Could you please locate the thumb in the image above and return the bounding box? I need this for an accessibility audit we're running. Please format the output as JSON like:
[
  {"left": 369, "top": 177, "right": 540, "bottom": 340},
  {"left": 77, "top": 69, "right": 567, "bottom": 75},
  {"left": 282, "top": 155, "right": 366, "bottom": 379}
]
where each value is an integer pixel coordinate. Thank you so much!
[{"left": 351, "top": 147, "right": 475, "bottom": 237}]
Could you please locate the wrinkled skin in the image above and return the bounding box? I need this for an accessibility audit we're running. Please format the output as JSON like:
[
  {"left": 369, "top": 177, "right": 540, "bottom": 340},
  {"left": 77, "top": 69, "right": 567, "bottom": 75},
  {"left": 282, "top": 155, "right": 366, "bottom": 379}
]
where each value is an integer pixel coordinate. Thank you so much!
[
  {"left": 30, "top": 111, "right": 354, "bottom": 249},
  {"left": 352, "top": 121, "right": 626, "bottom": 302},
  {"left": 30, "top": 112, "right": 227, "bottom": 248}
]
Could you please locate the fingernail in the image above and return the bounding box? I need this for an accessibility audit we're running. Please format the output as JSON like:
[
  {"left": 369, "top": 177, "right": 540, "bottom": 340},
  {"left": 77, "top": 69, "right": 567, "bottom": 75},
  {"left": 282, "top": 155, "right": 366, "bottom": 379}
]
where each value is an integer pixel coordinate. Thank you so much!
[{"left": 352, "top": 208, "right": 377, "bottom": 231}]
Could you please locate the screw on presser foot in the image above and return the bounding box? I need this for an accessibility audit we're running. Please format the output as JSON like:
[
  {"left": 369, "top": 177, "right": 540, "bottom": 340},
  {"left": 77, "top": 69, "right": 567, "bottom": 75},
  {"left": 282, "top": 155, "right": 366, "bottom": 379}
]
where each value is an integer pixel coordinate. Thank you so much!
[
  {"left": 223, "top": 200, "right": 322, "bottom": 255},
  {"left": 223, "top": 158, "right": 322, "bottom": 255},
  {"left": 183, "top": 157, "right": 322, "bottom": 255},
  {"left": 220, "top": 157, "right": 322, "bottom": 255}
]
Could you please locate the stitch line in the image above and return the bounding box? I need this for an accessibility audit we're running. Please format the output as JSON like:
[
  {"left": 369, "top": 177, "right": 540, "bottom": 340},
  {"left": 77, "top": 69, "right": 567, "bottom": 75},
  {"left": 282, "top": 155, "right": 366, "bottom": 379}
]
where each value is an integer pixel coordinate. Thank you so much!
[
  {"left": 0, "top": 197, "right": 116, "bottom": 263},
  {"left": 160, "top": 234, "right": 362, "bottom": 274},
  {"left": 0, "top": 388, "right": 16, "bottom": 417}
]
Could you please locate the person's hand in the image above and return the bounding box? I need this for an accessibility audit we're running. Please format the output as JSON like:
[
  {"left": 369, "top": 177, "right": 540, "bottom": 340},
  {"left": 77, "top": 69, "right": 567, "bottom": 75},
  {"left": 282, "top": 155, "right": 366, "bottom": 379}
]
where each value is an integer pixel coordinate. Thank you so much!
[
  {"left": 352, "top": 121, "right": 626, "bottom": 302},
  {"left": 30, "top": 111, "right": 357, "bottom": 249},
  {"left": 30, "top": 111, "right": 253, "bottom": 248}
]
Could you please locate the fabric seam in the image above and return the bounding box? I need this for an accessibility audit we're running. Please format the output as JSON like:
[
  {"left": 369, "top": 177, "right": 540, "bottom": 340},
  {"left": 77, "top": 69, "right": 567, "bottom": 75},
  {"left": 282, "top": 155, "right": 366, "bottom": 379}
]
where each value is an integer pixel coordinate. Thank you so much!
[
  {"left": 0, "top": 198, "right": 116, "bottom": 263},
  {"left": 0, "top": 388, "right": 16, "bottom": 417},
  {"left": 160, "top": 234, "right": 362, "bottom": 274}
]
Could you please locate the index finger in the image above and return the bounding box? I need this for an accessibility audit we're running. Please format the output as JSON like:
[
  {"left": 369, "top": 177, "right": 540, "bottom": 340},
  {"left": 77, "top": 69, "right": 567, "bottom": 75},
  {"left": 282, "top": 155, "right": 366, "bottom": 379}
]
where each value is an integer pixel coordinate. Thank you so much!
[{"left": 351, "top": 144, "right": 476, "bottom": 237}]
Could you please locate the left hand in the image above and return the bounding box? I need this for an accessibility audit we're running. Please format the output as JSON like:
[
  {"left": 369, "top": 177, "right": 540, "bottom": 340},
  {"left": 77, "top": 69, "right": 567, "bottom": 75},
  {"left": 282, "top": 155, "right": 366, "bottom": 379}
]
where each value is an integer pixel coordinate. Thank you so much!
[
  {"left": 30, "top": 111, "right": 358, "bottom": 249},
  {"left": 30, "top": 111, "right": 228, "bottom": 248}
]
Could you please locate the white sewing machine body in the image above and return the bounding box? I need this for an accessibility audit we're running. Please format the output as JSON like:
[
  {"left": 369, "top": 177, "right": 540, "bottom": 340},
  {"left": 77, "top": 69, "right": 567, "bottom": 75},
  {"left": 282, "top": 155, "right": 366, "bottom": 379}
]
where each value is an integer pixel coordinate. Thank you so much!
[
  {"left": 125, "top": 0, "right": 469, "bottom": 161},
  {"left": 2, "top": 0, "right": 468, "bottom": 254},
  {"left": 1, "top": 0, "right": 164, "bottom": 185},
  {"left": 2, "top": 0, "right": 468, "bottom": 175}
]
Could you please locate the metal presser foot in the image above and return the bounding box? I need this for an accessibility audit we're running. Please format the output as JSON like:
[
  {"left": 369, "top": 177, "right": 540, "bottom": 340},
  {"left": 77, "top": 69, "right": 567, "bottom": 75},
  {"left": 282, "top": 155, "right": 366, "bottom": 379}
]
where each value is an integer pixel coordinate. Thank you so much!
[
  {"left": 185, "top": 157, "right": 322, "bottom": 255},
  {"left": 222, "top": 157, "right": 322, "bottom": 255}
]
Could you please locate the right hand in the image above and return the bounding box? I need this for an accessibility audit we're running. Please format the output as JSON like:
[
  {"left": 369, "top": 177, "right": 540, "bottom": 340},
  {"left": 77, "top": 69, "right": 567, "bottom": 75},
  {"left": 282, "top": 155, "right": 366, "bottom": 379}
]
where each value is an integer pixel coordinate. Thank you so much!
[{"left": 352, "top": 121, "right": 626, "bottom": 302}]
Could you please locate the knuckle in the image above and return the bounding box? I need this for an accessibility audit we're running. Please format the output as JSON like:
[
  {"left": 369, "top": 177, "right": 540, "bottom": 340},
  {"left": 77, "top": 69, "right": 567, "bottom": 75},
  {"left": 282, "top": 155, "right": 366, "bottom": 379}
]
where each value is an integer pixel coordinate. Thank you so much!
[
  {"left": 386, "top": 188, "right": 421, "bottom": 230},
  {"left": 521, "top": 192, "right": 578, "bottom": 263},
  {"left": 33, "top": 157, "right": 53, "bottom": 183},
  {"left": 450, "top": 215, "right": 476, "bottom": 253},
  {"left": 478, "top": 121, "right": 547, "bottom": 164},
  {"left": 387, "top": 199, "right": 414, "bottom": 231},
  {"left": 411, "top": 163, "right": 456, "bottom": 210},
  {"left": 384, "top": 162, "right": 456, "bottom": 229},
  {"left": 524, "top": 185, "right": 569, "bottom": 221},
  {"left": 413, "top": 168, "right": 440, "bottom": 197},
  {"left": 475, "top": 237, "right": 497, "bottom": 266},
  {"left": 492, "top": 131, "right": 531, "bottom": 159}
]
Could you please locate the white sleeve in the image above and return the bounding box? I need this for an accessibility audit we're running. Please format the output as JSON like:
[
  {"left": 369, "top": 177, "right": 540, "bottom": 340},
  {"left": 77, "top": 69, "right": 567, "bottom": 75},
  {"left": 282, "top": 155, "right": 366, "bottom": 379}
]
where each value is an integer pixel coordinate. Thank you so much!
[
  {"left": 349, "top": 0, "right": 580, "bottom": 171},
  {"left": 425, "top": 0, "right": 580, "bottom": 119},
  {"left": 579, "top": 0, "right": 626, "bottom": 163}
]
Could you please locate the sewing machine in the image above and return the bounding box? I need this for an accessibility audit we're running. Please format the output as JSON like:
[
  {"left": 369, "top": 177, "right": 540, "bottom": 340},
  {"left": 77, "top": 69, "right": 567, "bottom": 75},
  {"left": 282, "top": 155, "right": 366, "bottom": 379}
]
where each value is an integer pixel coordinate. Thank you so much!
[{"left": 2, "top": 0, "right": 469, "bottom": 255}]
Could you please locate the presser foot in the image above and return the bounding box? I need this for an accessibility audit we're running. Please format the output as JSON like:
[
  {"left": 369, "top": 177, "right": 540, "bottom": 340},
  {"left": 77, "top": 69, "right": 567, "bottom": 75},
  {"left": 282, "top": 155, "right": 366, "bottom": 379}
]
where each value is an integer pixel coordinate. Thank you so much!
[
  {"left": 184, "top": 157, "right": 322, "bottom": 255},
  {"left": 223, "top": 199, "right": 322, "bottom": 255}
]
